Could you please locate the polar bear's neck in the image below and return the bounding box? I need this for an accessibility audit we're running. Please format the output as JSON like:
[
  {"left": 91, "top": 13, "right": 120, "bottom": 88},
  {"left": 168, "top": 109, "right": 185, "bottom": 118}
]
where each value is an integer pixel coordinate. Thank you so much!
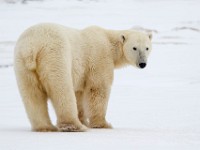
[{"left": 106, "top": 29, "right": 129, "bottom": 69}]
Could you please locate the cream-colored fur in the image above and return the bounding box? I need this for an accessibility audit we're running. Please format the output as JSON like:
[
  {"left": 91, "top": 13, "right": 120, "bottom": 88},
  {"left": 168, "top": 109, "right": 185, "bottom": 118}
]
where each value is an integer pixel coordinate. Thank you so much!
[{"left": 14, "top": 23, "right": 152, "bottom": 132}]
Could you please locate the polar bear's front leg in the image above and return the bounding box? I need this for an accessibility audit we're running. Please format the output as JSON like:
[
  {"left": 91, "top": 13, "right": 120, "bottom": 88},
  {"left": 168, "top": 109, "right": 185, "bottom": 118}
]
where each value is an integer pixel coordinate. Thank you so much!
[
  {"left": 76, "top": 91, "right": 89, "bottom": 126},
  {"left": 86, "top": 86, "right": 112, "bottom": 128}
]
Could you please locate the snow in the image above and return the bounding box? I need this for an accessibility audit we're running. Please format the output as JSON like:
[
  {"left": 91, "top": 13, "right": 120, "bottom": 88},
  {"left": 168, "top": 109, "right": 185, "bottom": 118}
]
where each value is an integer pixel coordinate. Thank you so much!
[{"left": 0, "top": 0, "right": 200, "bottom": 149}]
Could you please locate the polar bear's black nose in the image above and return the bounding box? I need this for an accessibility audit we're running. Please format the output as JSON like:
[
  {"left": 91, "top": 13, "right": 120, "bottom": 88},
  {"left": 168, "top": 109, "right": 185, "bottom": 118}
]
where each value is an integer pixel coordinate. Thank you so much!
[{"left": 139, "top": 63, "right": 146, "bottom": 68}]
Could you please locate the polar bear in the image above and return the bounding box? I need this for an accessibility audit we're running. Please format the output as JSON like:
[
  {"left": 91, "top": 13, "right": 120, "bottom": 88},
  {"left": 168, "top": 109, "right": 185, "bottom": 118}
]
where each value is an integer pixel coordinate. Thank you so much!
[{"left": 14, "top": 23, "right": 152, "bottom": 132}]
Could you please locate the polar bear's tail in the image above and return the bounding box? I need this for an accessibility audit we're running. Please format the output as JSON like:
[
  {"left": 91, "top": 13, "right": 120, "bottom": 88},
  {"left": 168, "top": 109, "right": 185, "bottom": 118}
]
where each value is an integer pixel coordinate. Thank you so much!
[{"left": 14, "top": 36, "right": 38, "bottom": 71}]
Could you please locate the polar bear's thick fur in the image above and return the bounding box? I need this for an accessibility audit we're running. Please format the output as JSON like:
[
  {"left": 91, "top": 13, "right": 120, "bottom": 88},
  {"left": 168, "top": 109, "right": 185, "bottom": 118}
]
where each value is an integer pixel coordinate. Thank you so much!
[{"left": 14, "top": 23, "right": 152, "bottom": 132}]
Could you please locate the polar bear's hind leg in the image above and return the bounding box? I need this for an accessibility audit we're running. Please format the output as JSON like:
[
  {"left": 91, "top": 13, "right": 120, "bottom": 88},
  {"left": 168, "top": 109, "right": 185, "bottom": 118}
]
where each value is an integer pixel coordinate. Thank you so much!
[
  {"left": 38, "top": 48, "right": 87, "bottom": 132},
  {"left": 14, "top": 62, "right": 57, "bottom": 132}
]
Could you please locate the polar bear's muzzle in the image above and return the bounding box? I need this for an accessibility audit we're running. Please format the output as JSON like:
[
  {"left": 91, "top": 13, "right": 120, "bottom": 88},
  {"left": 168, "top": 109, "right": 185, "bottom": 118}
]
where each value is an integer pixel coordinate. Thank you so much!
[{"left": 137, "top": 52, "right": 147, "bottom": 69}]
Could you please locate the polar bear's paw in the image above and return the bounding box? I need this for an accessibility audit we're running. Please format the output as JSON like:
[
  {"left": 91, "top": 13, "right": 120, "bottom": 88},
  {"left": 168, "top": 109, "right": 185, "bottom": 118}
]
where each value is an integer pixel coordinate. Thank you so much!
[
  {"left": 90, "top": 121, "right": 113, "bottom": 129},
  {"left": 34, "top": 125, "right": 58, "bottom": 132},
  {"left": 58, "top": 123, "right": 87, "bottom": 132}
]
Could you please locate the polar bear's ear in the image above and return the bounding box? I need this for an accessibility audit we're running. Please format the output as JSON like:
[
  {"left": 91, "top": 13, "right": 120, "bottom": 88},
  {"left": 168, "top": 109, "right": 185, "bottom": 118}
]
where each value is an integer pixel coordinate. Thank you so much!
[
  {"left": 121, "top": 35, "right": 126, "bottom": 43},
  {"left": 148, "top": 32, "right": 153, "bottom": 40}
]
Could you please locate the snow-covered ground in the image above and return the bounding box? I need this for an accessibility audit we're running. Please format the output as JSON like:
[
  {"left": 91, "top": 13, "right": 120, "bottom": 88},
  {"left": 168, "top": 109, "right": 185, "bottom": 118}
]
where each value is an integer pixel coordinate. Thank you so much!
[{"left": 0, "top": 0, "right": 200, "bottom": 149}]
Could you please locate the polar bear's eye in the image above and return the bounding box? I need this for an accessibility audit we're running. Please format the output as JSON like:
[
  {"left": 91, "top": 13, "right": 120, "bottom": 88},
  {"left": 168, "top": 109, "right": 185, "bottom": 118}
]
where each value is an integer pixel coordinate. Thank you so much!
[
  {"left": 146, "top": 47, "right": 149, "bottom": 51},
  {"left": 133, "top": 47, "right": 137, "bottom": 51}
]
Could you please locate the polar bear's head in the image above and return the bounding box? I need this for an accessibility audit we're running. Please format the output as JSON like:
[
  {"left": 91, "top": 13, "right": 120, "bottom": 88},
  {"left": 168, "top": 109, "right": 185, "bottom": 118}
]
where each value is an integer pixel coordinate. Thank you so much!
[{"left": 121, "top": 31, "right": 152, "bottom": 69}]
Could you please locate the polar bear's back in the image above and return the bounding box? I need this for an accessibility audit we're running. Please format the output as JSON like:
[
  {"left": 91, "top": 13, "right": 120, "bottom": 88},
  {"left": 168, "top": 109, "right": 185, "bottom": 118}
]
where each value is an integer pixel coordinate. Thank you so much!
[
  {"left": 14, "top": 23, "right": 82, "bottom": 70},
  {"left": 15, "top": 23, "right": 81, "bottom": 52}
]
